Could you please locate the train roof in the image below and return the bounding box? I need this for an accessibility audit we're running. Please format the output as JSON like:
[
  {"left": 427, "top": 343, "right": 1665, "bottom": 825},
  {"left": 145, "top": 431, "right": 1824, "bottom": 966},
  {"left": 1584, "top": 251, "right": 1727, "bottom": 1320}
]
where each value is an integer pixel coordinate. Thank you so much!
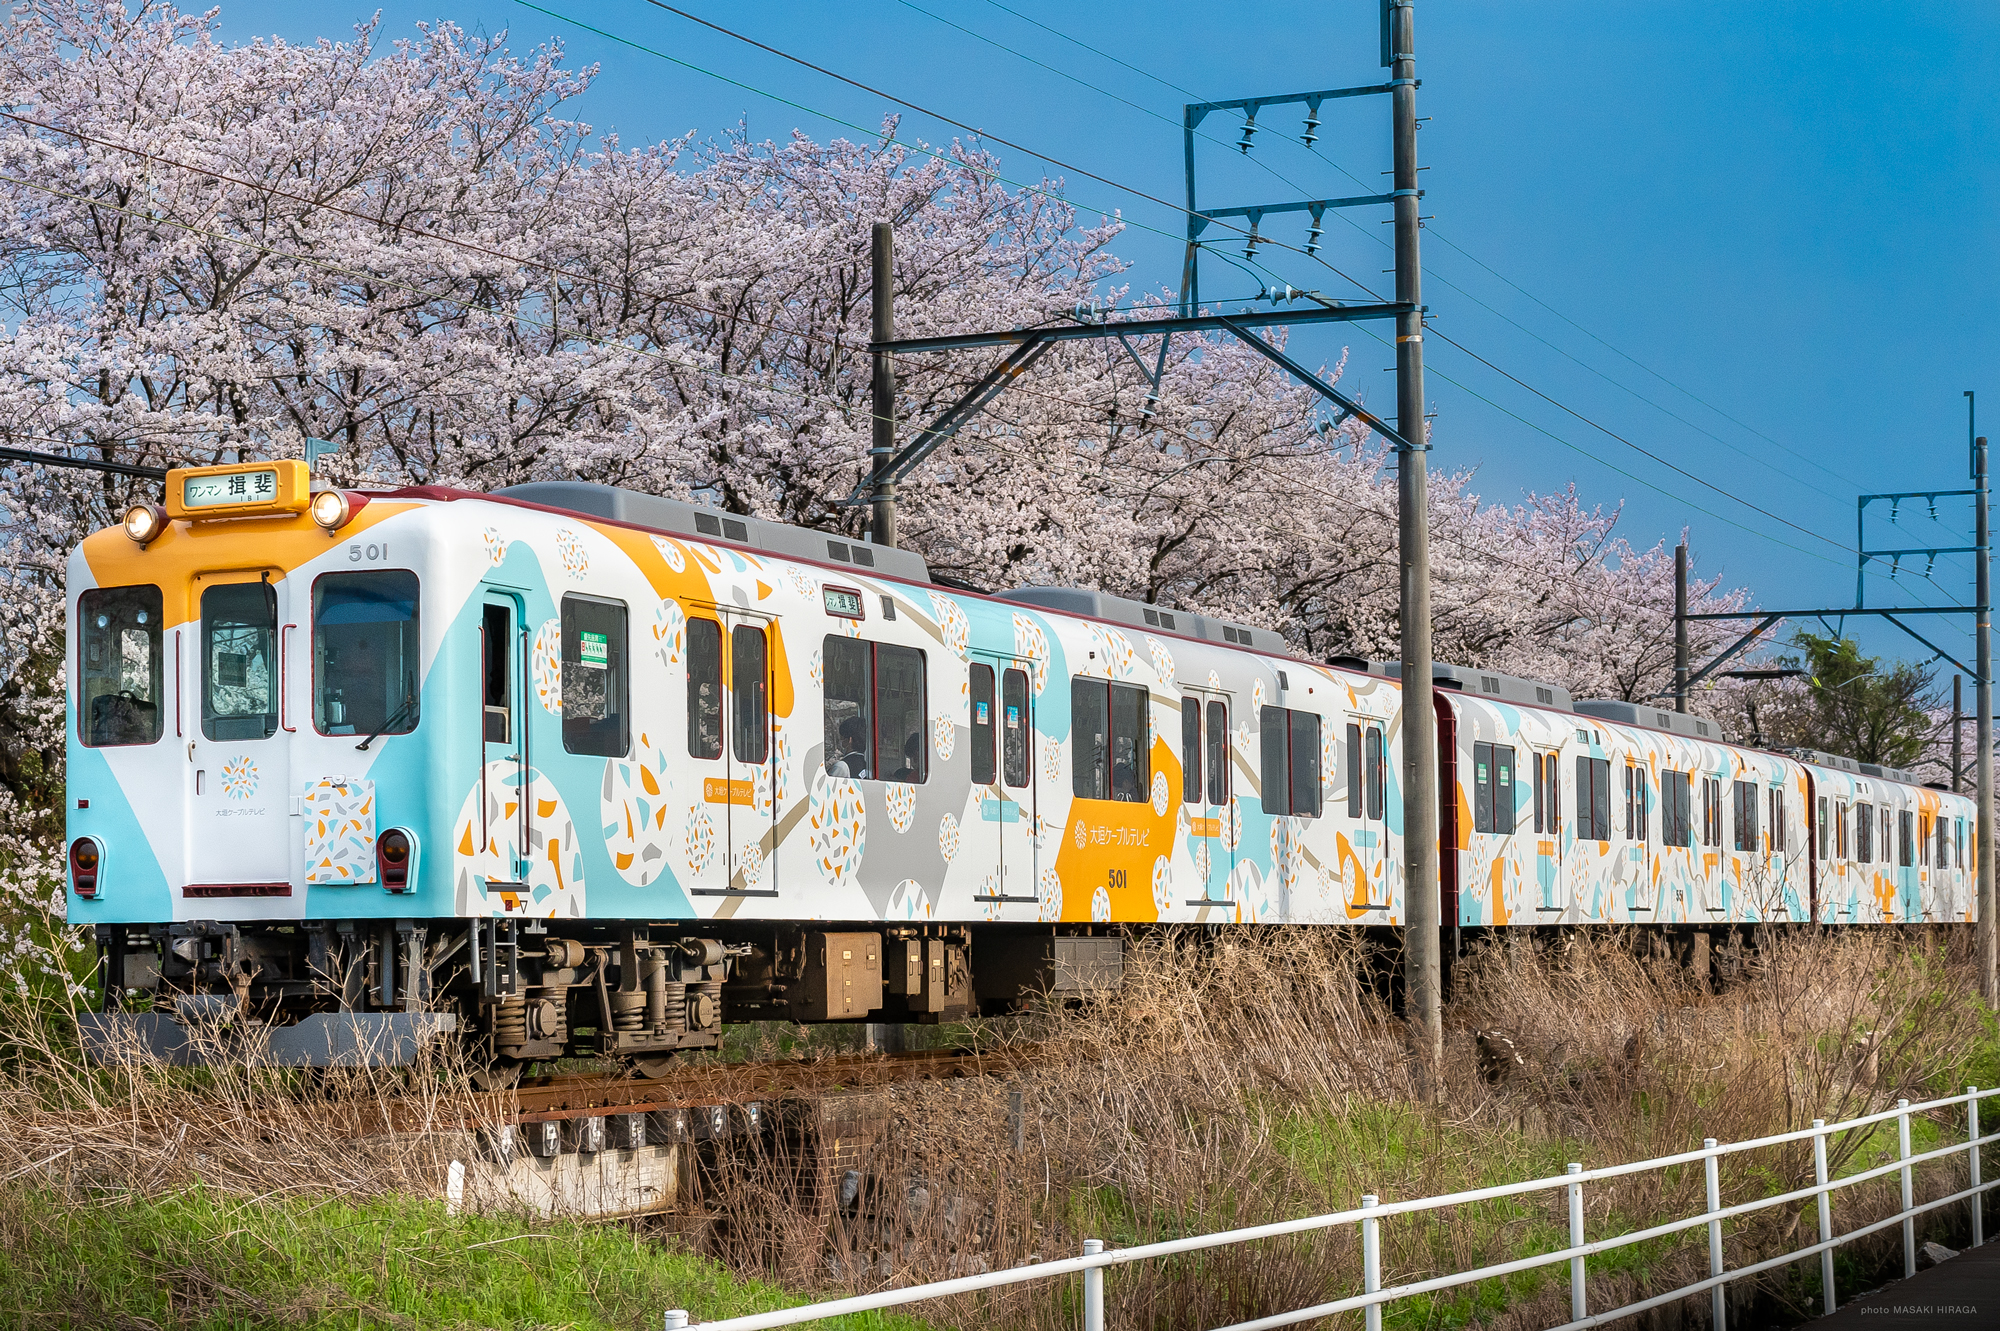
[
  {"left": 1331, "top": 657, "right": 1574, "bottom": 713},
  {"left": 1572, "top": 698, "right": 1725, "bottom": 744},
  {"left": 1003, "top": 587, "right": 1275, "bottom": 652},
  {"left": 494, "top": 481, "right": 934, "bottom": 584}
]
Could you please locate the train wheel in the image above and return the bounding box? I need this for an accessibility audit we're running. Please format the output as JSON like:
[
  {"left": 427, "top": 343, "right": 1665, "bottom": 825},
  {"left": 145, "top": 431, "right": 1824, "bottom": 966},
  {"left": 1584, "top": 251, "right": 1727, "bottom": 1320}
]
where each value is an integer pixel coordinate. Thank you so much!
[{"left": 629, "top": 1054, "right": 677, "bottom": 1079}]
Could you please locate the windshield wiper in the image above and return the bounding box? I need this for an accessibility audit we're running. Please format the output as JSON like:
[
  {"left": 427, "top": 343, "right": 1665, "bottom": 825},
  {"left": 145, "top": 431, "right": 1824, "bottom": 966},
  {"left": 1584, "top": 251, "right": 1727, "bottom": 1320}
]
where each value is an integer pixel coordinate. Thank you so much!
[{"left": 356, "top": 693, "right": 417, "bottom": 751}]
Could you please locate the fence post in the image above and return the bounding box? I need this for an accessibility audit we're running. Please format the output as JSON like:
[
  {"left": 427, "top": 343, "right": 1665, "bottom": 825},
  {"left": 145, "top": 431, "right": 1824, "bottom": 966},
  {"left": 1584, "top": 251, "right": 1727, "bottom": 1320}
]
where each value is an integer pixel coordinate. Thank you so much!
[
  {"left": 1898, "top": 1099, "right": 1915, "bottom": 1278},
  {"left": 1971, "top": 1087, "right": 1984, "bottom": 1249},
  {"left": 1705, "top": 1137, "right": 1725, "bottom": 1330},
  {"left": 1566, "top": 1163, "right": 1586, "bottom": 1321},
  {"left": 664, "top": 1314, "right": 689, "bottom": 1330},
  {"left": 1083, "top": 1238, "right": 1104, "bottom": 1331},
  {"left": 1813, "top": 1119, "right": 1835, "bottom": 1315},
  {"left": 1362, "top": 1194, "right": 1382, "bottom": 1331}
]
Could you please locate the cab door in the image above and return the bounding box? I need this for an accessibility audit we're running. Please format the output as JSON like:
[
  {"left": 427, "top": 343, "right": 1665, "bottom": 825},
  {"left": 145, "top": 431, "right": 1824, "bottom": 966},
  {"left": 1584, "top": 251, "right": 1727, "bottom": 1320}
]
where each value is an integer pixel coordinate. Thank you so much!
[
  {"left": 475, "top": 592, "right": 529, "bottom": 900},
  {"left": 185, "top": 570, "right": 291, "bottom": 897}
]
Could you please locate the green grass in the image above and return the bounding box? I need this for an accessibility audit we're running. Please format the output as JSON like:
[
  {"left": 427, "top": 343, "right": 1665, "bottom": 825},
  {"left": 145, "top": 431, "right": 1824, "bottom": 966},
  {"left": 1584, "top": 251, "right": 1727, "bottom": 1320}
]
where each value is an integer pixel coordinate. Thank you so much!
[{"left": 0, "top": 1186, "right": 932, "bottom": 1331}]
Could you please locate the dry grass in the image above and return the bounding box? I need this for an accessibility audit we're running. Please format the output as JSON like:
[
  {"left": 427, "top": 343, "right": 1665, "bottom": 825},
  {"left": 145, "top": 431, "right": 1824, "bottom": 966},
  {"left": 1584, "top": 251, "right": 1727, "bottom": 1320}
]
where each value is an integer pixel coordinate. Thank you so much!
[
  {"left": 695, "top": 927, "right": 2000, "bottom": 1330},
  {"left": 0, "top": 928, "right": 1990, "bottom": 1330}
]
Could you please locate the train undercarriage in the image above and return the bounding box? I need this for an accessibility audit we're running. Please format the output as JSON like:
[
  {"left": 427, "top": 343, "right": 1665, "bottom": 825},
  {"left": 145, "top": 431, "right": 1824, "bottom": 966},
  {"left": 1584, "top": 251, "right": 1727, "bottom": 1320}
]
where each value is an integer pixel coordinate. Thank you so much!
[{"left": 80, "top": 918, "right": 1127, "bottom": 1081}]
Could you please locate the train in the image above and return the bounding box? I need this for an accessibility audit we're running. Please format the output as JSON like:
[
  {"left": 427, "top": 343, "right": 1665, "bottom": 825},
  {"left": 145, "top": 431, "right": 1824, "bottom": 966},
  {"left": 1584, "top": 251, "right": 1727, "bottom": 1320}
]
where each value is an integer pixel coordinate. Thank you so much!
[{"left": 64, "top": 460, "right": 1978, "bottom": 1076}]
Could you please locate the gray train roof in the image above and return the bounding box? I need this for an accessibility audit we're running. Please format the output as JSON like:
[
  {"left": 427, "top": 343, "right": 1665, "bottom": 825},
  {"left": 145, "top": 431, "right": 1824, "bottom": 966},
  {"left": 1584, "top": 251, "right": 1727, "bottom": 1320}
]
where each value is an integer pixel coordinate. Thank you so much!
[
  {"left": 493, "top": 481, "right": 933, "bottom": 584},
  {"left": 1005, "top": 587, "right": 1277, "bottom": 651},
  {"left": 1330, "top": 657, "right": 1573, "bottom": 712},
  {"left": 1572, "top": 699, "right": 1725, "bottom": 744},
  {"left": 1786, "top": 748, "right": 1861, "bottom": 774}
]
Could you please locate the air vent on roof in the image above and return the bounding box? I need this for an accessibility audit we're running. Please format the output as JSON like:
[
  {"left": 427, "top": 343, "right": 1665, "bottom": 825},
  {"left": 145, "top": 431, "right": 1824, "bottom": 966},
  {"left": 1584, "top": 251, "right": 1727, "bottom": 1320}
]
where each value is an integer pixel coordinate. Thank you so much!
[
  {"left": 1003, "top": 587, "right": 1275, "bottom": 654},
  {"left": 491, "top": 482, "right": 933, "bottom": 583},
  {"left": 1480, "top": 675, "right": 1501, "bottom": 694},
  {"left": 1573, "top": 698, "right": 1724, "bottom": 743},
  {"left": 851, "top": 545, "right": 875, "bottom": 567},
  {"left": 1343, "top": 659, "right": 1571, "bottom": 711},
  {"left": 1696, "top": 721, "right": 1710, "bottom": 736},
  {"left": 1536, "top": 687, "right": 1554, "bottom": 705}
]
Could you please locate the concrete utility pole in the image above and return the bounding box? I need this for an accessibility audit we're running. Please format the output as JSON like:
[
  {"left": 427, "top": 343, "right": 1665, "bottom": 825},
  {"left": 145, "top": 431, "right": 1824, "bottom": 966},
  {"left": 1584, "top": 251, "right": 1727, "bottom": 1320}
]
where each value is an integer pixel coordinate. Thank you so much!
[
  {"left": 1674, "top": 543, "right": 1689, "bottom": 713},
  {"left": 1389, "top": 0, "right": 1441, "bottom": 1068},
  {"left": 869, "top": 222, "right": 898, "bottom": 548},
  {"left": 1977, "top": 432, "right": 1994, "bottom": 1002},
  {"left": 1954, "top": 674, "right": 1964, "bottom": 794}
]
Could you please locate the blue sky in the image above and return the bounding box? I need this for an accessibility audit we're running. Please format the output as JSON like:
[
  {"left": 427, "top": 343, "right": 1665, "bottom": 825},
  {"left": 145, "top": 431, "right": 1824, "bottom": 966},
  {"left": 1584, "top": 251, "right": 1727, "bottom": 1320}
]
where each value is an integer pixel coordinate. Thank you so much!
[{"left": 221, "top": 0, "right": 2000, "bottom": 670}]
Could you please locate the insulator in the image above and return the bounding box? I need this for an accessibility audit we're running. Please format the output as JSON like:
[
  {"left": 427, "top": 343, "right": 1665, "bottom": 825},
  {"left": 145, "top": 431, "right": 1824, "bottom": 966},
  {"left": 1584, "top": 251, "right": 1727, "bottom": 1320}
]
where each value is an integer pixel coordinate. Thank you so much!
[
  {"left": 1890, "top": 500, "right": 1901, "bottom": 523},
  {"left": 1237, "top": 116, "right": 1257, "bottom": 153},
  {"left": 1926, "top": 554, "right": 1938, "bottom": 578},
  {"left": 1929, "top": 499, "right": 1940, "bottom": 522},
  {"left": 1305, "top": 220, "right": 1323, "bottom": 255},
  {"left": 1242, "top": 222, "right": 1261, "bottom": 260},
  {"left": 1301, "top": 111, "right": 1320, "bottom": 147},
  {"left": 1891, "top": 556, "right": 1901, "bottom": 580}
]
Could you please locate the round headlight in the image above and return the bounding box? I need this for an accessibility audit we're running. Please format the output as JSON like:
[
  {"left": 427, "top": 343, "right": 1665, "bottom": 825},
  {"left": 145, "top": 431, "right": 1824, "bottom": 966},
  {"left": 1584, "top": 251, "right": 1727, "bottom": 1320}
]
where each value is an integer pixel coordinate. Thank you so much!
[
  {"left": 310, "top": 489, "right": 352, "bottom": 531},
  {"left": 122, "top": 502, "right": 166, "bottom": 546}
]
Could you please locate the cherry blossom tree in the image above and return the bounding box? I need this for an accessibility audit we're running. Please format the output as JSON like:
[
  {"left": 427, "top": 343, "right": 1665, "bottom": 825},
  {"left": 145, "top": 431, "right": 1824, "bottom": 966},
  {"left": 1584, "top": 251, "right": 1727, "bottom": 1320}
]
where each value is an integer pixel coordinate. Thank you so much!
[{"left": 0, "top": 0, "right": 1769, "bottom": 988}]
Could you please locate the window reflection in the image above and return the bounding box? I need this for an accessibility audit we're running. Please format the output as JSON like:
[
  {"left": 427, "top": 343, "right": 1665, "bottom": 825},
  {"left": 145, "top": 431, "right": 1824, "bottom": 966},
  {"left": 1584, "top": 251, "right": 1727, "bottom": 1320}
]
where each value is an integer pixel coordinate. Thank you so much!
[{"left": 313, "top": 571, "right": 419, "bottom": 739}]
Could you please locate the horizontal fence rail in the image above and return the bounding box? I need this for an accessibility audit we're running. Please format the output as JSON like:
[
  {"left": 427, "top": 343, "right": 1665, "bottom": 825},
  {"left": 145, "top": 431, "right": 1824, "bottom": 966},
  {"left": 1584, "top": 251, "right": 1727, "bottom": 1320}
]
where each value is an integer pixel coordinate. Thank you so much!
[{"left": 664, "top": 1087, "right": 2000, "bottom": 1331}]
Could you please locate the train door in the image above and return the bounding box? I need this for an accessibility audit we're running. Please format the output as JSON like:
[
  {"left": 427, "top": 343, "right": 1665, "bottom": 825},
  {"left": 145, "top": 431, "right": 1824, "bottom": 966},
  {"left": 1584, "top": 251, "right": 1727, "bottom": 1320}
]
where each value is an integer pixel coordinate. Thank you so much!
[
  {"left": 477, "top": 591, "right": 528, "bottom": 894},
  {"left": 972, "top": 656, "right": 1039, "bottom": 912},
  {"left": 1530, "top": 748, "right": 1562, "bottom": 914},
  {"left": 1177, "top": 684, "right": 1235, "bottom": 908},
  {"left": 1345, "top": 715, "right": 1389, "bottom": 910},
  {"left": 184, "top": 569, "right": 292, "bottom": 894},
  {"left": 720, "top": 608, "right": 779, "bottom": 898}
]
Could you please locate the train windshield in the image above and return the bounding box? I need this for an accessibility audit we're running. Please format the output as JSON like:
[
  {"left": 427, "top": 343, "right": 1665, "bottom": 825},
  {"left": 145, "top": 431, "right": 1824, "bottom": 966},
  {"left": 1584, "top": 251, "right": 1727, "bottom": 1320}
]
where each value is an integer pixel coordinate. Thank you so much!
[
  {"left": 79, "top": 584, "right": 164, "bottom": 747},
  {"left": 202, "top": 582, "right": 278, "bottom": 741},
  {"left": 313, "top": 571, "right": 420, "bottom": 738}
]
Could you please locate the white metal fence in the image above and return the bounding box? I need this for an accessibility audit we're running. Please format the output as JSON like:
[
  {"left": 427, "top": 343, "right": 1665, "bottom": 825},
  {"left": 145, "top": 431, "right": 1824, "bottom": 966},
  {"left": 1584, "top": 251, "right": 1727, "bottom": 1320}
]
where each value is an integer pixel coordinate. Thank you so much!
[{"left": 665, "top": 1086, "right": 2000, "bottom": 1331}]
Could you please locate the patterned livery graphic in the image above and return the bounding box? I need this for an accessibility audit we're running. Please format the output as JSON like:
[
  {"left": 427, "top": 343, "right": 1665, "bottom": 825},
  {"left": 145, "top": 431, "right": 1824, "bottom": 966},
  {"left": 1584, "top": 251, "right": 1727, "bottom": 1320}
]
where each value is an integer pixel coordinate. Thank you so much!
[
  {"left": 301, "top": 777, "right": 376, "bottom": 885},
  {"left": 220, "top": 755, "right": 259, "bottom": 801},
  {"left": 64, "top": 474, "right": 1977, "bottom": 936}
]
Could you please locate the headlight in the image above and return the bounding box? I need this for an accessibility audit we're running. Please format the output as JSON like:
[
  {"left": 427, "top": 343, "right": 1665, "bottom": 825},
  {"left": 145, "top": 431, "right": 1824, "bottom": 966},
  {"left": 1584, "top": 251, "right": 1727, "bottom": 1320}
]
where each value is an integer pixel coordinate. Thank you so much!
[
  {"left": 376, "top": 828, "right": 414, "bottom": 891},
  {"left": 310, "top": 489, "right": 353, "bottom": 531},
  {"left": 122, "top": 503, "right": 167, "bottom": 546}
]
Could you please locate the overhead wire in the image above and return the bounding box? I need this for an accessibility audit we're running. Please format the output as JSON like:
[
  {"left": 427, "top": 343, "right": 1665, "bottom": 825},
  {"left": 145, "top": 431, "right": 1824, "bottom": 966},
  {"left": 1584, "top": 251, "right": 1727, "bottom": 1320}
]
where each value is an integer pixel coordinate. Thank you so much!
[{"left": 918, "top": 2, "right": 1865, "bottom": 505}]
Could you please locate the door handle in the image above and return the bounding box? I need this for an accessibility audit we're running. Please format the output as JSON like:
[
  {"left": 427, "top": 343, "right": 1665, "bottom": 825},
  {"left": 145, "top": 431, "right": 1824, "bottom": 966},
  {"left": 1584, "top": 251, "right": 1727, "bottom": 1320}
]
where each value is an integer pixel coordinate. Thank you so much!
[{"left": 279, "top": 623, "right": 297, "bottom": 732}]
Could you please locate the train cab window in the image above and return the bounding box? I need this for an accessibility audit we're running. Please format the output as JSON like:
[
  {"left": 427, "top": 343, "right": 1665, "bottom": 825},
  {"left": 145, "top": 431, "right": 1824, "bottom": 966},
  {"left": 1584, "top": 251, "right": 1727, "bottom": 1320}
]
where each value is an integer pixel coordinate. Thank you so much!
[
  {"left": 1259, "top": 705, "right": 1322, "bottom": 818},
  {"left": 203, "top": 581, "right": 278, "bottom": 742},
  {"left": 313, "top": 572, "right": 418, "bottom": 741},
  {"left": 561, "top": 594, "right": 628, "bottom": 758},
  {"left": 687, "top": 618, "right": 723, "bottom": 759},
  {"left": 730, "top": 624, "right": 768, "bottom": 764},
  {"left": 1575, "top": 756, "right": 1610, "bottom": 841},
  {"left": 79, "top": 584, "right": 164, "bottom": 747},
  {"left": 1898, "top": 809, "right": 1914, "bottom": 867},
  {"left": 970, "top": 665, "right": 996, "bottom": 786},
  {"left": 825, "top": 637, "right": 928, "bottom": 782},
  {"left": 1205, "top": 700, "right": 1229, "bottom": 805},
  {"left": 1662, "top": 771, "right": 1691, "bottom": 848},
  {"left": 1473, "top": 742, "right": 1516, "bottom": 834},
  {"left": 1181, "top": 699, "right": 1202, "bottom": 803},
  {"left": 1002, "top": 669, "right": 1030, "bottom": 789},
  {"left": 1855, "top": 802, "right": 1873, "bottom": 863},
  {"left": 1073, "top": 678, "right": 1147, "bottom": 801}
]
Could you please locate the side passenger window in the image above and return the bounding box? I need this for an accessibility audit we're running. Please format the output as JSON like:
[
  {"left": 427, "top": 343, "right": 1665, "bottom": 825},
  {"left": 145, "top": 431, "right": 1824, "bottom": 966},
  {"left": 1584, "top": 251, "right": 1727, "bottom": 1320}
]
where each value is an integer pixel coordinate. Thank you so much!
[
  {"left": 823, "top": 636, "right": 928, "bottom": 782},
  {"left": 1259, "top": 705, "right": 1322, "bottom": 818},
  {"left": 1072, "top": 677, "right": 1148, "bottom": 801},
  {"left": 561, "top": 593, "right": 627, "bottom": 758}
]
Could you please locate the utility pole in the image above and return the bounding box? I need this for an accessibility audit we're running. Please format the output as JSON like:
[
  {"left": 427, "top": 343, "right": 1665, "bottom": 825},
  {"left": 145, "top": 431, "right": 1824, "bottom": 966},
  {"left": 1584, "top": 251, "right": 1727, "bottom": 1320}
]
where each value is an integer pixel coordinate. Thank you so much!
[
  {"left": 1674, "top": 543, "right": 1689, "bottom": 713},
  {"left": 869, "top": 222, "right": 898, "bottom": 548},
  {"left": 1977, "top": 431, "right": 1994, "bottom": 1002},
  {"left": 1389, "top": 0, "right": 1440, "bottom": 1070}
]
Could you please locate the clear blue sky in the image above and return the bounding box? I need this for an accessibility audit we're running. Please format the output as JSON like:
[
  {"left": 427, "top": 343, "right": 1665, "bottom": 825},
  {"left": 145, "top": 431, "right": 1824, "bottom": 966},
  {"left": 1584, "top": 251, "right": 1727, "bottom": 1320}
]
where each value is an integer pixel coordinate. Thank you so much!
[{"left": 219, "top": 0, "right": 2000, "bottom": 671}]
